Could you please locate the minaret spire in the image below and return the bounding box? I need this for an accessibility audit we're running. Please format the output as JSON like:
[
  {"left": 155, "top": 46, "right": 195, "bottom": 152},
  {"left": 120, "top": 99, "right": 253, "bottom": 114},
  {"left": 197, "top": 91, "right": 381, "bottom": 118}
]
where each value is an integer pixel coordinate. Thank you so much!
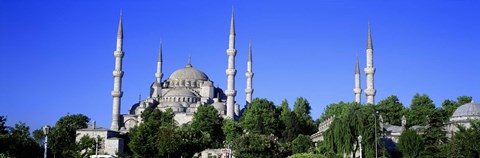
[
  {"left": 364, "top": 21, "right": 376, "bottom": 105},
  {"left": 245, "top": 40, "right": 254, "bottom": 105},
  {"left": 111, "top": 11, "right": 125, "bottom": 131},
  {"left": 225, "top": 7, "right": 237, "bottom": 118},
  {"left": 152, "top": 40, "right": 163, "bottom": 99},
  {"left": 367, "top": 21, "right": 373, "bottom": 49},
  {"left": 354, "top": 53, "right": 361, "bottom": 103}
]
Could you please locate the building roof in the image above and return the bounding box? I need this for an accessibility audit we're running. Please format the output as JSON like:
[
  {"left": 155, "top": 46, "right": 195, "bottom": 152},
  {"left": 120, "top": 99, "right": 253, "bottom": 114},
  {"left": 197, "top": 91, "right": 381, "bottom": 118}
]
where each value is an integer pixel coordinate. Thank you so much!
[
  {"left": 163, "top": 88, "right": 197, "bottom": 98},
  {"left": 168, "top": 66, "right": 209, "bottom": 81},
  {"left": 452, "top": 101, "right": 480, "bottom": 118}
]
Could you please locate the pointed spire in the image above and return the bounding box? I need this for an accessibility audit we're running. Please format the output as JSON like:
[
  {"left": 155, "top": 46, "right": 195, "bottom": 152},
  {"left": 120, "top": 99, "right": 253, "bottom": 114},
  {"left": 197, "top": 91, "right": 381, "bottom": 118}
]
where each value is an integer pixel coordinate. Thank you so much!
[
  {"left": 355, "top": 52, "right": 360, "bottom": 74},
  {"left": 230, "top": 7, "right": 235, "bottom": 36},
  {"left": 186, "top": 55, "right": 192, "bottom": 67},
  {"left": 117, "top": 10, "right": 123, "bottom": 39},
  {"left": 158, "top": 40, "right": 163, "bottom": 62},
  {"left": 367, "top": 21, "right": 373, "bottom": 49},
  {"left": 248, "top": 40, "right": 252, "bottom": 62}
]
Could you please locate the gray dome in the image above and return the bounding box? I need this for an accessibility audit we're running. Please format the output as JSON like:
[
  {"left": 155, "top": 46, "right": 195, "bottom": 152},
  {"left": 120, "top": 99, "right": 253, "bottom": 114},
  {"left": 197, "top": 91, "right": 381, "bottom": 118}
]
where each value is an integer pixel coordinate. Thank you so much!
[
  {"left": 169, "top": 66, "right": 209, "bottom": 81},
  {"left": 163, "top": 89, "right": 196, "bottom": 98},
  {"left": 212, "top": 101, "right": 225, "bottom": 114},
  {"left": 452, "top": 101, "right": 480, "bottom": 118}
]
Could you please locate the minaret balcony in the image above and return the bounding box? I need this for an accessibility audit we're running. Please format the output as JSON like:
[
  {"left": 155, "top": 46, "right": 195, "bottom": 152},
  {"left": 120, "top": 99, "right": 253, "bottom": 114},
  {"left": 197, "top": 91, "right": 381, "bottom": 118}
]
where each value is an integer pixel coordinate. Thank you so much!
[
  {"left": 353, "top": 88, "right": 362, "bottom": 94},
  {"left": 114, "top": 51, "right": 124, "bottom": 57},
  {"left": 113, "top": 70, "right": 124, "bottom": 77},
  {"left": 226, "top": 49, "right": 237, "bottom": 56},
  {"left": 225, "top": 89, "right": 237, "bottom": 96},
  {"left": 364, "top": 67, "right": 376, "bottom": 74},
  {"left": 245, "top": 88, "right": 254, "bottom": 93},
  {"left": 111, "top": 91, "right": 123, "bottom": 97},
  {"left": 226, "top": 69, "right": 237, "bottom": 76},
  {"left": 364, "top": 89, "right": 376, "bottom": 96},
  {"left": 245, "top": 72, "right": 254, "bottom": 77}
]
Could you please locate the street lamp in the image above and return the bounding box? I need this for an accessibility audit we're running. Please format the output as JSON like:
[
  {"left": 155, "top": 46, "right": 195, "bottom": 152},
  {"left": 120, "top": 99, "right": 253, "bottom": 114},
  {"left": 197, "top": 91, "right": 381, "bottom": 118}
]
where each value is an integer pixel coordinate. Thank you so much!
[
  {"left": 223, "top": 141, "right": 232, "bottom": 158},
  {"left": 373, "top": 111, "right": 378, "bottom": 158},
  {"left": 42, "top": 125, "right": 49, "bottom": 158},
  {"left": 357, "top": 135, "right": 362, "bottom": 158}
]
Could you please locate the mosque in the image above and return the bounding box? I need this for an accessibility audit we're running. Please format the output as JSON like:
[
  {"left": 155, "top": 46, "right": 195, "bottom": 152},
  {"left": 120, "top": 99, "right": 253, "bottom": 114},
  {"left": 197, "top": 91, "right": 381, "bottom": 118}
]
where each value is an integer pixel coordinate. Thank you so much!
[
  {"left": 110, "top": 10, "right": 253, "bottom": 132},
  {"left": 76, "top": 9, "right": 254, "bottom": 155}
]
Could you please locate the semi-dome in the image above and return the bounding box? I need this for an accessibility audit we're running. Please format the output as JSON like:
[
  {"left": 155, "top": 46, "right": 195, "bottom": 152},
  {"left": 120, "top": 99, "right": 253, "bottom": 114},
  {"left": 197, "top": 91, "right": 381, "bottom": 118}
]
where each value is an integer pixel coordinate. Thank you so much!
[
  {"left": 169, "top": 66, "right": 209, "bottom": 81},
  {"left": 452, "top": 101, "right": 480, "bottom": 118}
]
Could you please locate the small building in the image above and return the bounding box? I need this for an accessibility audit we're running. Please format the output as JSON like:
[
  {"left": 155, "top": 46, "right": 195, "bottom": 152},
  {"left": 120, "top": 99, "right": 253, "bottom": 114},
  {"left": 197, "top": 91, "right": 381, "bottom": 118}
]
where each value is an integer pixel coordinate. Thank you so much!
[{"left": 76, "top": 123, "right": 124, "bottom": 156}]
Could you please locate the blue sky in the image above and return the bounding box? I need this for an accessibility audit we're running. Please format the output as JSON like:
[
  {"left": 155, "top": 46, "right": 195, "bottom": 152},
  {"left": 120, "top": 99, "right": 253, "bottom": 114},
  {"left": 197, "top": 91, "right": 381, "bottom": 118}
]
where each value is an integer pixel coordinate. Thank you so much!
[{"left": 1, "top": 0, "right": 479, "bottom": 131}]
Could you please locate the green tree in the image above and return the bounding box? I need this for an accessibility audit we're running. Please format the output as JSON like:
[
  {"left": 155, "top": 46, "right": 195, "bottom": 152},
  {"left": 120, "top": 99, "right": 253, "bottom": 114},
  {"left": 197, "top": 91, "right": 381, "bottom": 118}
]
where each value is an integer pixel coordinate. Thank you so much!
[
  {"left": 240, "top": 98, "right": 281, "bottom": 136},
  {"left": 441, "top": 96, "right": 472, "bottom": 118},
  {"left": 77, "top": 135, "right": 102, "bottom": 158},
  {"left": 191, "top": 105, "right": 224, "bottom": 148},
  {"left": 177, "top": 123, "right": 211, "bottom": 157},
  {"left": 129, "top": 107, "right": 175, "bottom": 157},
  {"left": 291, "top": 134, "right": 313, "bottom": 154},
  {"left": 49, "top": 114, "right": 90, "bottom": 158},
  {"left": 0, "top": 116, "right": 7, "bottom": 134},
  {"left": 442, "top": 120, "right": 480, "bottom": 157},
  {"left": 32, "top": 128, "right": 45, "bottom": 146},
  {"left": 3, "top": 122, "right": 42, "bottom": 157},
  {"left": 293, "top": 97, "right": 316, "bottom": 135},
  {"left": 322, "top": 103, "right": 381, "bottom": 158},
  {"left": 156, "top": 127, "right": 180, "bottom": 157},
  {"left": 319, "top": 101, "right": 354, "bottom": 122},
  {"left": 288, "top": 153, "right": 327, "bottom": 158},
  {"left": 376, "top": 95, "right": 404, "bottom": 125},
  {"left": 408, "top": 93, "right": 435, "bottom": 126},
  {"left": 283, "top": 110, "right": 301, "bottom": 143},
  {"left": 398, "top": 129, "right": 424, "bottom": 158},
  {"left": 223, "top": 119, "right": 242, "bottom": 143},
  {"left": 232, "top": 133, "right": 282, "bottom": 158},
  {"left": 278, "top": 99, "right": 301, "bottom": 142},
  {"left": 421, "top": 108, "right": 448, "bottom": 157}
]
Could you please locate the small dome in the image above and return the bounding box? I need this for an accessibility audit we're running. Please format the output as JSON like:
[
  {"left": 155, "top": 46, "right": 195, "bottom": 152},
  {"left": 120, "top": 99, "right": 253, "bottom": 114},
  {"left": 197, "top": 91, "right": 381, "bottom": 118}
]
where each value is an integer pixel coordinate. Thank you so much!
[
  {"left": 212, "top": 101, "right": 226, "bottom": 114},
  {"left": 452, "top": 101, "right": 480, "bottom": 118},
  {"left": 169, "top": 66, "right": 209, "bottom": 81},
  {"left": 163, "top": 89, "right": 196, "bottom": 98}
]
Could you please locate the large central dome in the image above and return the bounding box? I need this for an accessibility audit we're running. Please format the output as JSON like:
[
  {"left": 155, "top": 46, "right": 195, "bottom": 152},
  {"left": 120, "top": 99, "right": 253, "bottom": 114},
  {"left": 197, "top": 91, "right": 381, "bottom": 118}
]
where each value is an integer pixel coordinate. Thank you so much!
[{"left": 168, "top": 65, "right": 209, "bottom": 81}]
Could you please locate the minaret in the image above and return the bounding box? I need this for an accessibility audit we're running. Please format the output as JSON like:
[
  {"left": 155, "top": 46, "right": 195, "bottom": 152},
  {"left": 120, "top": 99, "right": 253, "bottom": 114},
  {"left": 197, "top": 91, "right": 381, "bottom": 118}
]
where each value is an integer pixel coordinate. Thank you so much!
[
  {"left": 153, "top": 41, "right": 163, "bottom": 99},
  {"left": 364, "top": 22, "right": 376, "bottom": 105},
  {"left": 111, "top": 12, "right": 124, "bottom": 131},
  {"left": 354, "top": 54, "right": 361, "bottom": 103},
  {"left": 225, "top": 9, "right": 237, "bottom": 118},
  {"left": 245, "top": 41, "right": 254, "bottom": 105}
]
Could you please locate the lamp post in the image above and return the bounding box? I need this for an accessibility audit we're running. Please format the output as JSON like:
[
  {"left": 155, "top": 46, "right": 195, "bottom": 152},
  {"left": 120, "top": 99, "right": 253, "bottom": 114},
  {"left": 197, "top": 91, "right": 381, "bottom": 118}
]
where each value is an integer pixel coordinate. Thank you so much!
[
  {"left": 374, "top": 111, "right": 378, "bottom": 158},
  {"left": 42, "top": 125, "right": 49, "bottom": 158},
  {"left": 358, "top": 135, "right": 362, "bottom": 158}
]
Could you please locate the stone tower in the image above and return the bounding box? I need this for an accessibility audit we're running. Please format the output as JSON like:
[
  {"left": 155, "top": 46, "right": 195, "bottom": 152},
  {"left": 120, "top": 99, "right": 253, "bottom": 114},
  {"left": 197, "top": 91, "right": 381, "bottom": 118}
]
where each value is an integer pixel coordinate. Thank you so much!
[
  {"left": 245, "top": 41, "right": 254, "bottom": 105},
  {"left": 225, "top": 9, "right": 237, "bottom": 118},
  {"left": 364, "top": 22, "right": 376, "bottom": 105},
  {"left": 111, "top": 12, "right": 125, "bottom": 131},
  {"left": 354, "top": 54, "right": 361, "bottom": 103},
  {"left": 152, "top": 41, "right": 163, "bottom": 99}
]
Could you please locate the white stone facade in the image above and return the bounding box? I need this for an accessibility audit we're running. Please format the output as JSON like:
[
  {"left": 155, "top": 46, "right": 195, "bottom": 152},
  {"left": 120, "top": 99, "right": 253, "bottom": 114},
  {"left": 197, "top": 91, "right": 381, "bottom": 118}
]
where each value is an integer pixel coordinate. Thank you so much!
[{"left": 76, "top": 126, "right": 124, "bottom": 156}]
